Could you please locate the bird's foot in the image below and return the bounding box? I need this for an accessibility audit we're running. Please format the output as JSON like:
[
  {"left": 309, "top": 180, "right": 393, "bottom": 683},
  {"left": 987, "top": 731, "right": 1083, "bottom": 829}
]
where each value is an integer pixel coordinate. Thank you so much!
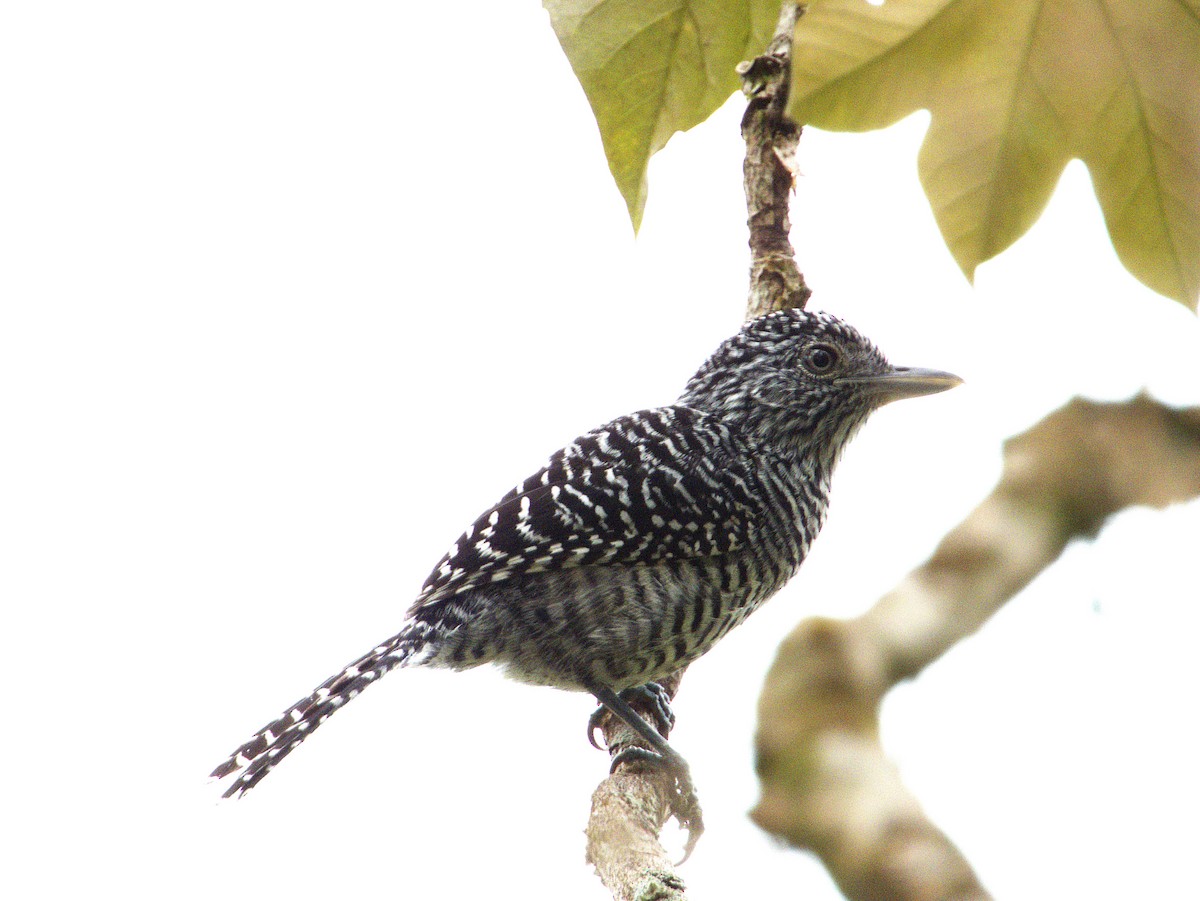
[
  {"left": 609, "top": 745, "right": 704, "bottom": 863},
  {"left": 587, "top": 682, "right": 676, "bottom": 750},
  {"left": 586, "top": 681, "right": 702, "bottom": 860}
]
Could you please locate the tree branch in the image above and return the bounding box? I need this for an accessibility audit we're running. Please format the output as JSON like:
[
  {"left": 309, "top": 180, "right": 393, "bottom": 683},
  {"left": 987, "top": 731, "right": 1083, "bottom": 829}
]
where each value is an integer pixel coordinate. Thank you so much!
[
  {"left": 740, "top": 1, "right": 810, "bottom": 318},
  {"left": 586, "top": 672, "right": 689, "bottom": 900},
  {"left": 584, "top": 3, "right": 809, "bottom": 895},
  {"left": 752, "top": 394, "right": 1200, "bottom": 900},
  {"left": 587, "top": 773, "right": 686, "bottom": 901}
]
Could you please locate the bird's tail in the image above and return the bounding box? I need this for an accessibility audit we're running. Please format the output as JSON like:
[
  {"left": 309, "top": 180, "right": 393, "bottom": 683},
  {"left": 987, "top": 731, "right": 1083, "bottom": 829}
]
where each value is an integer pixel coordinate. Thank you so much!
[{"left": 210, "top": 621, "right": 434, "bottom": 798}]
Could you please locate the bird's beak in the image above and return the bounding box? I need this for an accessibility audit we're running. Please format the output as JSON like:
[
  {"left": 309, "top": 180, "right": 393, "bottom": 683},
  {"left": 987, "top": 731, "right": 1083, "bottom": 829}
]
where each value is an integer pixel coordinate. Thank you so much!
[{"left": 836, "top": 366, "right": 963, "bottom": 404}]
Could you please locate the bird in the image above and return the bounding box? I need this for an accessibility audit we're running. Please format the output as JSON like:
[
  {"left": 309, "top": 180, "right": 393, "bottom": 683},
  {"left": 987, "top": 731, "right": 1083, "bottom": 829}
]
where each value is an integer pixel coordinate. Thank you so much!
[{"left": 211, "top": 307, "right": 960, "bottom": 852}]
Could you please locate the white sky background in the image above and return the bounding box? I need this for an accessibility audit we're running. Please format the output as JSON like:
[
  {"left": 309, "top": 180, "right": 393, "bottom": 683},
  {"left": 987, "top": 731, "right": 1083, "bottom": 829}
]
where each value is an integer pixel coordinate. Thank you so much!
[{"left": 3, "top": 3, "right": 1199, "bottom": 899}]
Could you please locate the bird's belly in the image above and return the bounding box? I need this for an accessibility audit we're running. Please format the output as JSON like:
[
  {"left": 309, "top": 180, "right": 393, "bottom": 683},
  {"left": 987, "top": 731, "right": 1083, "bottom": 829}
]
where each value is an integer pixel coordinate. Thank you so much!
[{"left": 422, "top": 554, "right": 791, "bottom": 692}]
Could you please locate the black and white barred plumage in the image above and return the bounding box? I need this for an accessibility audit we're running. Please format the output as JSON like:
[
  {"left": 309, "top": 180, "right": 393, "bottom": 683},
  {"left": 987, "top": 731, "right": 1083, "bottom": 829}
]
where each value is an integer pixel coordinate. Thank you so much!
[{"left": 212, "top": 309, "right": 958, "bottom": 797}]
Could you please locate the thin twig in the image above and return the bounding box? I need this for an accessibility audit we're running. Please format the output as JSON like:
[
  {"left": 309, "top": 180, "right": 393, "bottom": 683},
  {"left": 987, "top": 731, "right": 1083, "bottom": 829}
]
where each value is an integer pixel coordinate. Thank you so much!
[{"left": 740, "top": 1, "right": 810, "bottom": 319}]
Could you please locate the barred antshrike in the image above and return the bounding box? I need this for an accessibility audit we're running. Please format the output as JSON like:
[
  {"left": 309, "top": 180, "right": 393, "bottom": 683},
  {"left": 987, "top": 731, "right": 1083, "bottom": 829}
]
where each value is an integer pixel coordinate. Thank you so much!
[{"left": 212, "top": 309, "right": 959, "bottom": 847}]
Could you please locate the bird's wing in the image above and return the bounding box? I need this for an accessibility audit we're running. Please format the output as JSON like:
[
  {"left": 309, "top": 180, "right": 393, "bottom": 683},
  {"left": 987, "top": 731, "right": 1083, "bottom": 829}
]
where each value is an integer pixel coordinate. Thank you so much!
[{"left": 410, "top": 406, "right": 760, "bottom": 611}]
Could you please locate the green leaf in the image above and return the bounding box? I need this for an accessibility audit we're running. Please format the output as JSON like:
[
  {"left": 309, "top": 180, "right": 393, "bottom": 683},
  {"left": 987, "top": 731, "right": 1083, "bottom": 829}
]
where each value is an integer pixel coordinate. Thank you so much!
[
  {"left": 545, "top": 0, "right": 780, "bottom": 229},
  {"left": 789, "top": 0, "right": 1200, "bottom": 309}
]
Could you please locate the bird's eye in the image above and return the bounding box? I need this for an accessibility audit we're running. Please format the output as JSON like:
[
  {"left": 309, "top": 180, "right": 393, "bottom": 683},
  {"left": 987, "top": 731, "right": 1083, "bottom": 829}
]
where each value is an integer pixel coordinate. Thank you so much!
[{"left": 804, "top": 344, "right": 839, "bottom": 374}]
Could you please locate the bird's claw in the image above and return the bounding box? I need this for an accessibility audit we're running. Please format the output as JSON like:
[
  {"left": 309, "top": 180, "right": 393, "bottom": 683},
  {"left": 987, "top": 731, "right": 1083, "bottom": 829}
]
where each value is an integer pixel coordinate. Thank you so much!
[
  {"left": 630, "top": 682, "right": 676, "bottom": 736},
  {"left": 587, "top": 706, "right": 607, "bottom": 750},
  {"left": 586, "top": 683, "right": 675, "bottom": 750},
  {"left": 609, "top": 745, "right": 704, "bottom": 864}
]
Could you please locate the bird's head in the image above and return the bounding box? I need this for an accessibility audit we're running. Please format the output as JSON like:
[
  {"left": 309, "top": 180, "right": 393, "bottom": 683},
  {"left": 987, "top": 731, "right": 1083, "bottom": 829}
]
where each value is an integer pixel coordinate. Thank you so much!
[{"left": 680, "top": 308, "right": 961, "bottom": 469}]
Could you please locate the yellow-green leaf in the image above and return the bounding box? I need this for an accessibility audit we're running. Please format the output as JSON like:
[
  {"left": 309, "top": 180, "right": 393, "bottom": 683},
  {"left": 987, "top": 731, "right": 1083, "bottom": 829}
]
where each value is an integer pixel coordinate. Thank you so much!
[
  {"left": 545, "top": 0, "right": 780, "bottom": 229},
  {"left": 790, "top": 0, "right": 1200, "bottom": 308}
]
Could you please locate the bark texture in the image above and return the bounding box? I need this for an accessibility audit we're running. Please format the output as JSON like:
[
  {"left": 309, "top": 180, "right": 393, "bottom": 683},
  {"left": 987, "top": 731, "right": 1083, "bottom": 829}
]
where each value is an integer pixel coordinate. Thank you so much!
[
  {"left": 752, "top": 394, "right": 1200, "bottom": 899},
  {"left": 586, "top": 672, "right": 690, "bottom": 899},
  {"left": 740, "top": 0, "right": 810, "bottom": 319}
]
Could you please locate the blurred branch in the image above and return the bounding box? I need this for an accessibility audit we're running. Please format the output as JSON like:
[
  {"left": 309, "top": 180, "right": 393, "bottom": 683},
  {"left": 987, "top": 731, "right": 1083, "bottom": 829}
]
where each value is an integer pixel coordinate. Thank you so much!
[
  {"left": 753, "top": 394, "right": 1200, "bottom": 900},
  {"left": 585, "top": 3, "right": 808, "bottom": 895}
]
